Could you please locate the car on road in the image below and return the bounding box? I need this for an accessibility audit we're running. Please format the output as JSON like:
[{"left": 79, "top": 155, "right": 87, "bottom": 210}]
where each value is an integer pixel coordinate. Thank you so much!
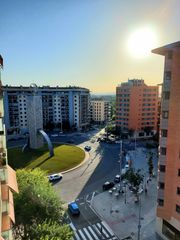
[
  {"left": 48, "top": 173, "right": 63, "bottom": 182},
  {"left": 102, "top": 181, "right": 115, "bottom": 191},
  {"left": 68, "top": 202, "right": 80, "bottom": 216},
  {"left": 84, "top": 145, "right": 91, "bottom": 151}
]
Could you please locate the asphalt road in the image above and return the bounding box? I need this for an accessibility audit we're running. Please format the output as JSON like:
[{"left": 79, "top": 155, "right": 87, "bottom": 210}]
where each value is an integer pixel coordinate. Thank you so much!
[{"left": 53, "top": 130, "right": 125, "bottom": 204}]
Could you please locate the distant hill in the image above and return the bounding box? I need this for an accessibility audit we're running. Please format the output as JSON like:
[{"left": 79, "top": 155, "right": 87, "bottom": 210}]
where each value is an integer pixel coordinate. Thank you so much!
[{"left": 91, "top": 94, "right": 115, "bottom": 102}]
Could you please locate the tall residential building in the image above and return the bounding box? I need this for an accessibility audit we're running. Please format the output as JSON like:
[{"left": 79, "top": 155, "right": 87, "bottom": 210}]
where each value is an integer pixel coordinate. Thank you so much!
[
  {"left": 116, "top": 79, "right": 159, "bottom": 136},
  {"left": 0, "top": 57, "right": 19, "bottom": 239},
  {"left": 3, "top": 85, "right": 90, "bottom": 138},
  {"left": 152, "top": 42, "right": 180, "bottom": 239},
  {"left": 90, "top": 99, "right": 111, "bottom": 124}
]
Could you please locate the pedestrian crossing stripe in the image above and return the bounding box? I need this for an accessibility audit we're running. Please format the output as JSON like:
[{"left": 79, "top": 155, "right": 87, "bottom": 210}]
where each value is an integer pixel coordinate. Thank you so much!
[{"left": 72, "top": 221, "right": 118, "bottom": 240}]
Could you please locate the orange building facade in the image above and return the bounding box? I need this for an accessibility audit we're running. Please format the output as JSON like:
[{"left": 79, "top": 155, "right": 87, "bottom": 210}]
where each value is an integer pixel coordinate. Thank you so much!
[
  {"left": 0, "top": 60, "right": 18, "bottom": 239},
  {"left": 152, "top": 42, "right": 180, "bottom": 239},
  {"left": 116, "top": 79, "right": 159, "bottom": 136}
]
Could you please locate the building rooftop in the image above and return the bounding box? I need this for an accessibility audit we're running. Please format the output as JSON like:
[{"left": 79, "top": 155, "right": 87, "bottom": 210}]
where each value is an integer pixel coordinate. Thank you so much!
[
  {"left": 3, "top": 84, "right": 89, "bottom": 91},
  {"left": 152, "top": 41, "right": 180, "bottom": 55}
]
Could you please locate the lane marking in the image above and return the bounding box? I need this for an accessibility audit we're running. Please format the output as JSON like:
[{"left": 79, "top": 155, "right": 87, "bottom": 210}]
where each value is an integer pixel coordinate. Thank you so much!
[
  {"left": 83, "top": 227, "right": 94, "bottom": 240},
  {"left": 88, "top": 226, "right": 99, "bottom": 240},
  {"left": 78, "top": 229, "right": 87, "bottom": 240}
]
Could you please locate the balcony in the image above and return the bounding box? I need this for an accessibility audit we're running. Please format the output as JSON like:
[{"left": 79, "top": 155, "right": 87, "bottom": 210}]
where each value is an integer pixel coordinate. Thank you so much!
[
  {"left": 160, "top": 119, "right": 168, "bottom": 129},
  {"left": 158, "top": 171, "right": 165, "bottom": 182},
  {"left": 163, "top": 80, "right": 171, "bottom": 90},
  {"left": 159, "top": 137, "right": 167, "bottom": 147},
  {"left": 161, "top": 100, "right": 170, "bottom": 111},
  {"left": 157, "top": 188, "right": 164, "bottom": 199},
  {"left": 159, "top": 155, "right": 166, "bottom": 165}
]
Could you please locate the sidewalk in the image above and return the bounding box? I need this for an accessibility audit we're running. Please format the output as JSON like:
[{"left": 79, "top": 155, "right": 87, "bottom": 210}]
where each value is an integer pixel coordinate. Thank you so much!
[{"left": 91, "top": 147, "right": 159, "bottom": 240}]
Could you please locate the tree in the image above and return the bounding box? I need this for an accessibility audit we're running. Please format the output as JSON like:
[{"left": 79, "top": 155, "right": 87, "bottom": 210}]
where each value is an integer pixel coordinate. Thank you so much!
[
  {"left": 29, "top": 219, "right": 73, "bottom": 240},
  {"left": 124, "top": 168, "right": 144, "bottom": 193},
  {"left": 13, "top": 168, "right": 72, "bottom": 240}
]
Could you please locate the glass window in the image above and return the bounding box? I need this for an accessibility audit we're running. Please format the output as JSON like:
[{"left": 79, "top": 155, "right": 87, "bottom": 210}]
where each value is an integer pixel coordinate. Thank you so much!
[
  {"left": 161, "top": 147, "right": 166, "bottom": 155},
  {"left": 159, "top": 165, "right": 166, "bottom": 172},
  {"left": 158, "top": 199, "right": 164, "bottom": 206},
  {"left": 163, "top": 91, "right": 170, "bottom": 100},
  {"left": 177, "top": 187, "right": 180, "bottom": 195},
  {"left": 159, "top": 182, "right": 165, "bottom": 189},
  {"left": 167, "top": 51, "right": 173, "bottom": 59},
  {"left": 164, "top": 71, "right": 171, "bottom": 80}
]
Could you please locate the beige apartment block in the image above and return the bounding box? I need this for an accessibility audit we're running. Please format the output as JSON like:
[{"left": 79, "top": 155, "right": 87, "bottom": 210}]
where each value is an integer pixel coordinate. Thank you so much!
[
  {"left": 152, "top": 42, "right": 180, "bottom": 239},
  {"left": 90, "top": 100, "right": 111, "bottom": 124}
]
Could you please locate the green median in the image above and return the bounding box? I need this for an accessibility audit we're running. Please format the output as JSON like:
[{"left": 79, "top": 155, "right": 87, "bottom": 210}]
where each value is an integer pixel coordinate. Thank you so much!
[{"left": 7, "top": 144, "right": 85, "bottom": 174}]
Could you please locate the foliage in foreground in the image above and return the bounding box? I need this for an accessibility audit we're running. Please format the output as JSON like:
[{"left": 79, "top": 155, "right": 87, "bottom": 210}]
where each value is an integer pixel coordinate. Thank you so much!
[
  {"left": 30, "top": 219, "right": 73, "bottom": 240},
  {"left": 13, "top": 168, "right": 72, "bottom": 240}
]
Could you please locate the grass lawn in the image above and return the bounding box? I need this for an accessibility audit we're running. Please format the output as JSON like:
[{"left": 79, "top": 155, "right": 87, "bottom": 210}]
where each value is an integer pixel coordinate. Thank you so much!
[{"left": 7, "top": 144, "right": 85, "bottom": 174}]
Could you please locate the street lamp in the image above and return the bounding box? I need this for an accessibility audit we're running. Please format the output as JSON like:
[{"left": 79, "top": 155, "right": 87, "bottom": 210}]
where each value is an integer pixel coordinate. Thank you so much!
[
  {"left": 137, "top": 194, "right": 142, "bottom": 240},
  {"left": 119, "top": 140, "right": 123, "bottom": 183}
]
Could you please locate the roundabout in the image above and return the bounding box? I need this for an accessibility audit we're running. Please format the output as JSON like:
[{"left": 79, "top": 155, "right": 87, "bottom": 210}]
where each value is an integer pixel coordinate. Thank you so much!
[{"left": 7, "top": 144, "right": 85, "bottom": 174}]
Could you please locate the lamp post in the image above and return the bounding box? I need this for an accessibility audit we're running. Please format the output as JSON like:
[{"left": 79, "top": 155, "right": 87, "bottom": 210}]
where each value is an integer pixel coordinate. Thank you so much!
[
  {"left": 137, "top": 194, "right": 142, "bottom": 240},
  {"left": 119, "top": 140, "right": 123, "bottom": 183}
]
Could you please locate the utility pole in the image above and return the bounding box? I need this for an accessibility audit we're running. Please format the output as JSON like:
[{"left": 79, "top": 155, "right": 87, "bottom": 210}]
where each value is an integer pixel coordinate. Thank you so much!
[
  {"left": 137, "top": 194, "right": 141, "bottom": 240},
  {"left": 119, "top": 140, "right": 122, "bottom": 183}
]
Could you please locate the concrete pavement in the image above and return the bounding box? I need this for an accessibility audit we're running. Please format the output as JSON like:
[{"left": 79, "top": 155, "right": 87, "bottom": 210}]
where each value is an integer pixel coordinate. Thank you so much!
[{"left": 91, "top": 147, "right": 159, "bottom": 240}]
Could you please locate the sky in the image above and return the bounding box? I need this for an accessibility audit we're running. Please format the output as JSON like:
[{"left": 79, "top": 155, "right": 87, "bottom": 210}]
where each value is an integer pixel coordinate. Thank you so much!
[{"left": 0, "top": 0, "right": 180, "bottom": 94}]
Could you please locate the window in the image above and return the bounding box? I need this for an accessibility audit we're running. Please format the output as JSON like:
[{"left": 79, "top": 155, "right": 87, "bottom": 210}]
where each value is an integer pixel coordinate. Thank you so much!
[
  {"left": 161, "top": 147, "right": 166, "bottom": 155},
  {"left": 158, "top": 199, "right": 164, "bottom": 206},
  {"left": 159, "top": 165, "right": 166, "bottom": 172},
  {"left": 163, "top": 91, "right": 170, "bottom": 100},
  {"left": 178, "top": 169, "right": 180, "bottom": 176},
  {"left": 165, "top": 71, "right": 171, "bottom": 80},
  {"left": 161, "top": 129, "right": 168, "bottom": 137},
  {"left": 177, "top": 187, "right": 180, "bottom": 195},
  {"left": 167, "top": 51, "right": 173, "bottom": 59},
  {"left": 159, "top": 182, "right": 165, "bottom": 189},
  {"left": 162, "top": 111, "right": 169, "bottom": 119},
  {"left": 176, "top": 204, "right": 180, "bottom": 214}
]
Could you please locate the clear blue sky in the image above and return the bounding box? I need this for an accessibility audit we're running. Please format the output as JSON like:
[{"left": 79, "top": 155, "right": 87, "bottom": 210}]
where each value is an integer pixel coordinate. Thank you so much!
[{"left": 1, "top": 0, "right": 180, "bottom": 94}]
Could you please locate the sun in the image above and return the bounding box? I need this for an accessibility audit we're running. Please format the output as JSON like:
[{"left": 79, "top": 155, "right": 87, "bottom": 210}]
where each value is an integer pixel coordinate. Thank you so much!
[{"left": 127, "top": 27, "right": 158, "bottom": 58}]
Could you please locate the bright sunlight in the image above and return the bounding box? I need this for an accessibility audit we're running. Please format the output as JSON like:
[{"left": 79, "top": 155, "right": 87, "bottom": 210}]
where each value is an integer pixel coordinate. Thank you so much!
[{"left": 127, "top": 27, "right": 158, "bottom": 58}]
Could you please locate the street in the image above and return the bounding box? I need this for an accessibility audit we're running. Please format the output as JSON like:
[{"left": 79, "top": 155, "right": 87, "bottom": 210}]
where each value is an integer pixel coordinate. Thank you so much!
[{"left": 7, "top": 128, "right": 158, "bottom": 240}]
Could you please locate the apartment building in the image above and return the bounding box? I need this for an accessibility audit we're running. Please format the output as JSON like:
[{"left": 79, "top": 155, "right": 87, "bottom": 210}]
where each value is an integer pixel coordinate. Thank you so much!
[
  {"left": 0, "top": 57, "right": 19, "bottom": 239},
  {"left": 116, "top": 79, "right": 159, "bottom": 137},
  {"left": 152, "top": 42, "right": 180, "bottom": 239},
  {"left": 90, "top": 99, "right": 111, "bottom": 124},
  {"left": 3, "top": 85, "right": 90, "bottom": 137}
]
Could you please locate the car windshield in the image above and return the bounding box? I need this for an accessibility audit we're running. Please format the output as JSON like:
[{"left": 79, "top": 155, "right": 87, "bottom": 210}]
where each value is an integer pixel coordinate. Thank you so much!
[{"left": 71, "top": 203, "right": 78, "bottom": 210}]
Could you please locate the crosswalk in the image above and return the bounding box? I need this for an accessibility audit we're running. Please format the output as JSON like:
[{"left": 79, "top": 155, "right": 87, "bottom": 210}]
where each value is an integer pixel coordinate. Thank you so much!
[{"left": 72, "top": 221, "right": 119, "bottom": 240}]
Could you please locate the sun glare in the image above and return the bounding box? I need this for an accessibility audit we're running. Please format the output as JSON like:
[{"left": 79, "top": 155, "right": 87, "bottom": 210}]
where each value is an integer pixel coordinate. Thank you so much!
[{"left": 127, "top": 27, "right": 158, "bottom": 58}]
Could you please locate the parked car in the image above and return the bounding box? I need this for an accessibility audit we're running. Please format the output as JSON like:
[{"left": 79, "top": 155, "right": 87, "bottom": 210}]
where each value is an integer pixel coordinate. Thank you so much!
[
  {"left": 48, "top": 173, "right": 63, "bottom": 182},
  {"left": 84, "top": 146, "right": 91, "bottom": 151},
  {"left": 102, "top": 181, "right": 115, "bottom": 191},
  {"left": 114, "top": 174, "right": 121, "bottom": 183},
  {"left": 68, "top": 202, "right": 80, "bottom": 216}
]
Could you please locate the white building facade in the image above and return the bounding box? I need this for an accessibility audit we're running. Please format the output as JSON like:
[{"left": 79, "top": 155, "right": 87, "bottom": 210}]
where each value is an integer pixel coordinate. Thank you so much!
[{"left": 3, "top": 85, "right": 90, "bottom": 138}]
